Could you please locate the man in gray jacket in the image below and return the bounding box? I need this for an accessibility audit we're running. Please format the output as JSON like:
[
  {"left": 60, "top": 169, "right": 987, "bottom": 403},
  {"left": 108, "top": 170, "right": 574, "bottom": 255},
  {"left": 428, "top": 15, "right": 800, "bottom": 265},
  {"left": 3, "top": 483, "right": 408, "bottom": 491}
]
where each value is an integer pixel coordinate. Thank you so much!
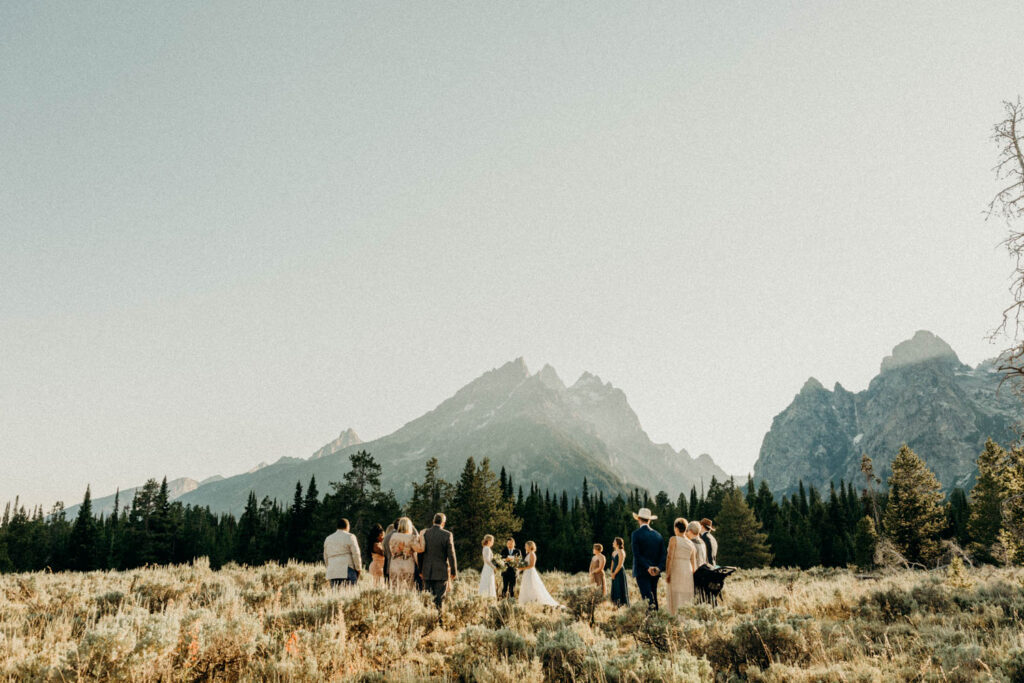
[{"left": 419, "top": 512, "right": 458, "bottom": 612}]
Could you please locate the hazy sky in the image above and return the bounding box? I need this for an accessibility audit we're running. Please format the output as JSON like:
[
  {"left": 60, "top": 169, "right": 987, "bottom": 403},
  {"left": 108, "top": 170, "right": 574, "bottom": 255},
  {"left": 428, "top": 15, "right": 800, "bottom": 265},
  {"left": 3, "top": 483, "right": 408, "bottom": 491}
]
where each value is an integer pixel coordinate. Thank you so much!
[{"left": 3, "top": 2, "right": 1024, "bottom": 509}]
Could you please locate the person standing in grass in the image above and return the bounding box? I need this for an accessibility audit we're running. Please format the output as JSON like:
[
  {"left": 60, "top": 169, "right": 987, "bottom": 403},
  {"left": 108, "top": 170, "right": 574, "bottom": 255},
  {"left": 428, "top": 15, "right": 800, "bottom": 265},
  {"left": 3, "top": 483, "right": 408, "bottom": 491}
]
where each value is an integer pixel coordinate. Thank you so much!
[
  {"left": 664, "top": 518, "right": 697, "bottom": 614},
  {"left": 630, "top": 507, "right": 665, "bottom": 609},
  {"left": 388, "top": 517, "right": 424, "bottom": 590},
  {"left": 609, "top": 537, "right": 629, "bottom": 607},
  {"left": 589, "top": 543, "right": 606, "bottom": 594},
  {"left": 367, "top": 524, "right": 385, "bottom": 585},
  {"left": 324, "top": 518, "right": 362, "bottom": 588},
  {"left": 419, "top": 513, "right": 458, "bottom": 612},
  {"left": 479, "top": 534, "right": 497, "bottom": 598}
]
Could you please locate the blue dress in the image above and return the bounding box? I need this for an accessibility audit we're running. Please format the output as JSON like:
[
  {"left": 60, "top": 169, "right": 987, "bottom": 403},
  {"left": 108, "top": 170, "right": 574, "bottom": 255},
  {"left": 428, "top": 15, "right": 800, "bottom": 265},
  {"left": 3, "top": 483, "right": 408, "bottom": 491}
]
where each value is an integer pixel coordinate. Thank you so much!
[{"left": 610, "top": 552, "right": 629, "bottom": 606}]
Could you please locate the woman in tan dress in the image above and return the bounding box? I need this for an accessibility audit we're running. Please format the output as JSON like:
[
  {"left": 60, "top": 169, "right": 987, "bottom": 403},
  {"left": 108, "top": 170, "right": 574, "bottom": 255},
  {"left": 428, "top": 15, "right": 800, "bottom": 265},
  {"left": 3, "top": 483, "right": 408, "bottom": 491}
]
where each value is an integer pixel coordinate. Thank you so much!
[
  {"left": 387, "top": 517, "right": 424, "bottom": 590},
  {"left": 589, "top": 543, "right": 606, "bottom": 594},
  {"left": 664, "top": 518, "right": 696, "bottom": 614},
  {"left": 368, "top": 524, "right": 385, "bottom": 584}
]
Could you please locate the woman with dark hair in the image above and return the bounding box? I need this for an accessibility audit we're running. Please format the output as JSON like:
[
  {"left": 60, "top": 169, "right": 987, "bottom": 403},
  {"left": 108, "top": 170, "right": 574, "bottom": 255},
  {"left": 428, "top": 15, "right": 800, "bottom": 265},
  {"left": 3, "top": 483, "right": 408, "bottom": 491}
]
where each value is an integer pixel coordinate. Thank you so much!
[
  {"left": 609, "top": 537, "right": 629, "bottom": 607},
  {"left": 368, "top": 524, "right": 385, "bottom": 584}
]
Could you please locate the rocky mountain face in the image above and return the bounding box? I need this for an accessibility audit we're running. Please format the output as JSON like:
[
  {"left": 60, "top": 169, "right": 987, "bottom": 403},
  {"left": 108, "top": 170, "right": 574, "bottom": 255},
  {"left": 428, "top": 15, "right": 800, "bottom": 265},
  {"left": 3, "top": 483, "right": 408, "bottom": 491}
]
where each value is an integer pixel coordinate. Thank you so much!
[
  {"left": 175, "top": 359, "right": 728, "bottom": 514},
  {"left": 753, "top": 331, "right": 1022, "bottom": 494},
  {"left": 310, "top": 428, "right": 362, "bottom": 460}
]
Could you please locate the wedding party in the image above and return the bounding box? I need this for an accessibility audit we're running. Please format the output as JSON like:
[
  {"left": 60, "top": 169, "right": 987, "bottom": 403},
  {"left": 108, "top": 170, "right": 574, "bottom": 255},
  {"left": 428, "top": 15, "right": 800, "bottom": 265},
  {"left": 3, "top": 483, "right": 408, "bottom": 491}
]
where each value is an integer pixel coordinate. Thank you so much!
[{"left": 323, "top": 506, "right": 728, "bottom": 615}]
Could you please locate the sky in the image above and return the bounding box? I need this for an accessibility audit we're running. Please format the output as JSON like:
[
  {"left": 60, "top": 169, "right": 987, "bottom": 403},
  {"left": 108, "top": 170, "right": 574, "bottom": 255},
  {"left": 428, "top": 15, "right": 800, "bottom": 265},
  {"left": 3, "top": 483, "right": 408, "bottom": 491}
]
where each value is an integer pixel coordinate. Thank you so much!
[{"left": 3, "top": 2, "right": 1024, "bottom": 509}]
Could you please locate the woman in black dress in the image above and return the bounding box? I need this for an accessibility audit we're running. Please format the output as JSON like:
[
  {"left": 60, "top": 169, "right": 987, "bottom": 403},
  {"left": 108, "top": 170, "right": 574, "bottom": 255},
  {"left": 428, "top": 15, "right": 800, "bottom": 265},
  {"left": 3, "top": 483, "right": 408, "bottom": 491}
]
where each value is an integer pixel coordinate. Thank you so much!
[{"left": 609, "top": 536, "right": 629, "bottom": 607}]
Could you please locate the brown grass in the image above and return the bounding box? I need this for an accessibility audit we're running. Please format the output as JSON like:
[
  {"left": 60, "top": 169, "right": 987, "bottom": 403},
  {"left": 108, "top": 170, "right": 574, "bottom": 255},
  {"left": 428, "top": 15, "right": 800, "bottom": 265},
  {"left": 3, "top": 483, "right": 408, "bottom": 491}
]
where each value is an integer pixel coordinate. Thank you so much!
[{"left": 1, "top": 558, "right": 1022, "bottom": 681}]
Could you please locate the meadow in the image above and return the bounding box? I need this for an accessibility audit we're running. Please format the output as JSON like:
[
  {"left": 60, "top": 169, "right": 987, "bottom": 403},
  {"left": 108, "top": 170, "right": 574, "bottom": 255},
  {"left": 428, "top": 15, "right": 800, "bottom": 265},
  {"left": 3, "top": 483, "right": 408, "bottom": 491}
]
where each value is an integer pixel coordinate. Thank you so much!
[{"left": 1, "top": 559, "right": 1023, "bottom": 682}]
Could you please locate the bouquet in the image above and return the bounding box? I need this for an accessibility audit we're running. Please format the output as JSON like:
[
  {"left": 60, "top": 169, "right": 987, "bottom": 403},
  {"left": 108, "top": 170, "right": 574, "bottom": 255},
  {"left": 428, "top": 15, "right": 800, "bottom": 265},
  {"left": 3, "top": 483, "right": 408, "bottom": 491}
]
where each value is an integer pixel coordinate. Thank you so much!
[{"left": 491, "top": 556, "right": 507, "bottom": 571}]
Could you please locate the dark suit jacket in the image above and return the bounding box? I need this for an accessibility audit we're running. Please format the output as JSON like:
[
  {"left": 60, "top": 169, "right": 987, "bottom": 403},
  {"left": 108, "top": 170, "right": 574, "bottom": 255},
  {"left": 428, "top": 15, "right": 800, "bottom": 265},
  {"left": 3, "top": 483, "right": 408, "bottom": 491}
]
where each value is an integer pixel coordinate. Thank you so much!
[
  {"left": 420, "top": 525, "right": 457, "bottom": 581},
  {"left": 631, "top": 525, "right": 666, "bottom": 575}
]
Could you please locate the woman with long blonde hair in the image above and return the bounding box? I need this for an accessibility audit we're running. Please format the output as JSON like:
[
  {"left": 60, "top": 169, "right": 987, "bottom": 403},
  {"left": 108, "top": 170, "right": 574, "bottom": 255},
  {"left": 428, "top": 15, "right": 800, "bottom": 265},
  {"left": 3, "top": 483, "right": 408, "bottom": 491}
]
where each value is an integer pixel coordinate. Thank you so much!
[
  {"left": 387, "top": 516, "right": 424, "bottom": 590},
  {"left": 517, "top": 541, "right": 560, "bottom": 607}
]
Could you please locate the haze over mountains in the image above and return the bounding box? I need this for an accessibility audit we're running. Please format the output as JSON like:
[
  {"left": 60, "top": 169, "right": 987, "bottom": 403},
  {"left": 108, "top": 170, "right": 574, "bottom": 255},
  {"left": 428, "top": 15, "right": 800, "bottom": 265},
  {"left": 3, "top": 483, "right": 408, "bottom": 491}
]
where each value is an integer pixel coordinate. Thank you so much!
[
  {"left": 753, "top": 331, "right": 1022, "bottom": 494},
  {"left": 80, "top": 360, "right": 728, "bottom": 516}
]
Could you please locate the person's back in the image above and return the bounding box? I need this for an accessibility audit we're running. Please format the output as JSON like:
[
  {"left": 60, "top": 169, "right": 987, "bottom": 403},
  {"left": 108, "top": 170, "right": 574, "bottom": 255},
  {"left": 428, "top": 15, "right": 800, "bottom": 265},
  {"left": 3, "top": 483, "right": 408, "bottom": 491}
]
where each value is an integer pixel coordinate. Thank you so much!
[
  {"left": 324, "top": 519, "right": 361, "bottom": 587},
  {"left": 630, "top": 525, "right": 664, "bottom": 574},
  {"left": 420, "top": 513, "right": 458, "bottom": 613}
]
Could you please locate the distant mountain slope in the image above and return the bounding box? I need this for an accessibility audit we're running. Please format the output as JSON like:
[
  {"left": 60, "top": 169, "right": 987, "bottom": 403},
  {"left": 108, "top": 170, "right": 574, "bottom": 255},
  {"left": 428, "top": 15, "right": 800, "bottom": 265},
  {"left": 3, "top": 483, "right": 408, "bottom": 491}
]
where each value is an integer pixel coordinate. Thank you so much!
[
  {"left": 66, "top": 476, "right": 210, "bottom": 517},
  {"left": 753, "top": 331, "right": 1022, "bottom": 493},
  {"left": 175, "top": 359, "right": 728, "bottom": 514}
]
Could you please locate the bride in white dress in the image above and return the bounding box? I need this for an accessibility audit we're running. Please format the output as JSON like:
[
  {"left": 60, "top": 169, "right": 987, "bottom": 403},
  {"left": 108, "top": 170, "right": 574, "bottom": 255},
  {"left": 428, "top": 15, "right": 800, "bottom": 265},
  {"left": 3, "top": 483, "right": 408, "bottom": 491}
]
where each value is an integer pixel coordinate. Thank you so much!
[
  {"left": 478, "top": 535, "right": 496, "bottom": 598},
  {"left": 517, "top": 541, "right": 561, "bottom": 607}
]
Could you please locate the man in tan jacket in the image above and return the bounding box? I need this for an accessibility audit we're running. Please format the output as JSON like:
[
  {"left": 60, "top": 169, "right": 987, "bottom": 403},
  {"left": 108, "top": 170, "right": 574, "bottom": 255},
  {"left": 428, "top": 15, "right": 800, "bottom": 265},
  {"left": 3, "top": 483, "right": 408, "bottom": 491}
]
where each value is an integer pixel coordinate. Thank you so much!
[{"left": 324, "top": 518, "right": 362, "bottom": 587}]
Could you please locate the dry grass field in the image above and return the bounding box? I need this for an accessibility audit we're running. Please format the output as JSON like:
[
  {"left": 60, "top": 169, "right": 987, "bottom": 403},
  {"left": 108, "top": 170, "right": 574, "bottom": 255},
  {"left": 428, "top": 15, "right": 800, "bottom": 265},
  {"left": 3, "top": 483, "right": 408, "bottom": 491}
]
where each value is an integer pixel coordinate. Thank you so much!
[{"left": 1, "top": 559, "right": 1023, "bottom": 682}]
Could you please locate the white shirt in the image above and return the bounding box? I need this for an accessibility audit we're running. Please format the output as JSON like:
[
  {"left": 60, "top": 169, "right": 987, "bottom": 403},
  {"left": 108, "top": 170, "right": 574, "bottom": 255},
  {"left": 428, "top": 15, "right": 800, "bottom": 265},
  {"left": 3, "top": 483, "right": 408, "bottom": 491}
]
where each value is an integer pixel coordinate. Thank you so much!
[
  {"left": 323, "top": 529, "right": 362, "bottom": 580},
  {"left": 704, "top": 532, "right": 718, "bottom": 565}
]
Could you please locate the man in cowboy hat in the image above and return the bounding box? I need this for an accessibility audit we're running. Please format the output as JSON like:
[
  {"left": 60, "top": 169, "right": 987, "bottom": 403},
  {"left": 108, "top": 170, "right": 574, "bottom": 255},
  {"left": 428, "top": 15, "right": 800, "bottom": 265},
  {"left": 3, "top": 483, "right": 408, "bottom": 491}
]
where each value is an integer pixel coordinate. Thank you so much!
[
  {"left": 700, "top": 518, "right": 718, "bottom": 566},
  {"left": 630, "top": 507, "right": 666, "bottom": 609}
]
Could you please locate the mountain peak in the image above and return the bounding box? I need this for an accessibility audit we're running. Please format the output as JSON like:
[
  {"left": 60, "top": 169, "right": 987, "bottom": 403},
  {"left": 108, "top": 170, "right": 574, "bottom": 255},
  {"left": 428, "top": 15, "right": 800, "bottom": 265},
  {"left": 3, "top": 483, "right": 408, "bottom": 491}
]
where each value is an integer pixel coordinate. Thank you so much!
[
  {"left": 800, "top": 377, "right": 825, "bottom": 394},
  {"left": 572, "top": 371, "right": 604, "bottom": 388},
  {"left": 880, "top": 330, "right": 960, "bottom": 373},
  {"left": 310, "top": 427, "right": 363, "bottom": 460},
  {"left": 535, "top": 364, "right": 566, "bottom": 391}
]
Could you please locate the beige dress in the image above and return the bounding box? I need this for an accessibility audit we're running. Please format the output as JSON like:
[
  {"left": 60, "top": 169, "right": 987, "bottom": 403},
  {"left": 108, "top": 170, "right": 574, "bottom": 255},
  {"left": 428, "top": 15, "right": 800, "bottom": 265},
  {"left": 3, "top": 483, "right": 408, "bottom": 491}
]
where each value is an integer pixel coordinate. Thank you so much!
[
  {"left": 388, "top": 532, "right": 424, "bottom": 590},
  {"left": 665, "top": 535, "right": 696, "bottom": 614},
  {"left": 589, "top": 554, "right": 606, "bottom": 593}
]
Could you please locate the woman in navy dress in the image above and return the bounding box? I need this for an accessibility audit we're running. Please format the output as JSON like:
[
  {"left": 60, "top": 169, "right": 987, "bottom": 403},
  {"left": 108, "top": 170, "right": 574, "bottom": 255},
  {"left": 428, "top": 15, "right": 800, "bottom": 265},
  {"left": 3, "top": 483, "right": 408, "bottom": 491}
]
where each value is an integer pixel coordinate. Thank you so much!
[{"left": 609, "top": 536, "right": 629, "bottom": 607}]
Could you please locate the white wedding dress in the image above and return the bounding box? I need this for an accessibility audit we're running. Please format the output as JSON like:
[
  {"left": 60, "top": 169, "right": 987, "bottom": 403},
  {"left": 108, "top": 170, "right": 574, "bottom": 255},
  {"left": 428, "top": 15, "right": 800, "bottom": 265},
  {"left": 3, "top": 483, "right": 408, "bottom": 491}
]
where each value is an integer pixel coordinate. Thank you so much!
[
  {"left": 479, "top": 546, "right": 497, "bottom": 597},
  {"left": 517, "top": 551, "right": 560, "bottom": 607}
]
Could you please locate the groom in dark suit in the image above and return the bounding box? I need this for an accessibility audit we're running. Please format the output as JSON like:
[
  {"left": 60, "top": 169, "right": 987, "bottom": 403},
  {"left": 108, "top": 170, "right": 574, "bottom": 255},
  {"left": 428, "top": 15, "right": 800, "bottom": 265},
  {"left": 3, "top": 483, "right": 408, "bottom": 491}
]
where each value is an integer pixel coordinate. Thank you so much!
[
  {"left": 420, "top": 513, "right": 458, "bottom": 612},
  {"left": 630, "top": 507, "right": 666, "bottom": 609},
  {"left": 500, "top": 538, "right": 521, "bottom": 598}
]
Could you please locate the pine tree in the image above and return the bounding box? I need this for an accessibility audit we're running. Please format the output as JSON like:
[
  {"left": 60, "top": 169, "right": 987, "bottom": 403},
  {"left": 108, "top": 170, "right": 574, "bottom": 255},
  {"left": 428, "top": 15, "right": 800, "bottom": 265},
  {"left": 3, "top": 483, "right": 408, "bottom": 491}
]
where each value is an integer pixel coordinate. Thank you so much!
[
  {"left": 68, "top": 486, "right": 98, "bottom": 570},
  {"left": 406, "top": 457, "right": 453, "bottom": 529},
  {"left": 714, "top": 488, "right": 772, "bottom": 568},
  {"left": 997, "top": 446, "right": 1024, "bottom": 564},
  {"left": 448, "top": 457, "right": 522, "bottom": 568},
  {"left": 853, "top": 516, "right": 877, "bottom": 570},
  {"left": 946, "top": 487, "right": 970, "bottom": 545},
  {"left": 883, "top": 445, "right": 946, "bottom": 566}
]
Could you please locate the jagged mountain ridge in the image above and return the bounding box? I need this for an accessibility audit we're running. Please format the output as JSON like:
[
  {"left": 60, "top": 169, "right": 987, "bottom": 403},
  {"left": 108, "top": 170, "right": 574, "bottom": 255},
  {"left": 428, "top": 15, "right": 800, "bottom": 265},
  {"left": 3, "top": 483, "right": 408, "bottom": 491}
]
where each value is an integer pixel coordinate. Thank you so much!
[
  {"left": 752, "top": 331, "right": 1022, "bottom": 494},
  {"left": 173, "top": 359, "right": 727, "bottom": 514}
]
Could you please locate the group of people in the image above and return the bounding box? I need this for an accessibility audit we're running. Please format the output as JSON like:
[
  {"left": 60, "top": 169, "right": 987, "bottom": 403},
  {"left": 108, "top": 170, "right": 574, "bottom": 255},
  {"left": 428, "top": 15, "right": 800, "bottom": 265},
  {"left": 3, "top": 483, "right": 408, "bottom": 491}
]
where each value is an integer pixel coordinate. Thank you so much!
[
  {"left": 322, "top": 506, "right": 720, "bottom": 616},
  {"left": 322, "top": 513, "right": 458, "bottom": 611},
  {"left": 629, "top": 507, "right": 719, "bottom": 613}
]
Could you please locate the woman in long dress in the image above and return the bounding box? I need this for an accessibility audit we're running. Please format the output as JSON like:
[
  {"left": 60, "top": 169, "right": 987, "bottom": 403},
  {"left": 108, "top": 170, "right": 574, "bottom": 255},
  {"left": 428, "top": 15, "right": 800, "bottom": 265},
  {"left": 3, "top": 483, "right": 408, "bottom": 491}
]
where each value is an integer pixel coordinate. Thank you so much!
[
  {"left": 664, "top": 518, "right": 697, "bottom": 614},
  {"left": 479, "top": 534, "right": 497, "bottom": 598},
  {"left": 387, "top": 517, "right": 424, "bottom": 590},
  {"left": 517, "top": 541, "right": 561, "bottom": 607},
  {"left": 368, "top": 524, "right": 385, "bottom": 584},
  {"left": 589, "top": 543, "right": 606, "bottom": 594},
  {"left": 609, "top": 536, "right": 629, "bottom": 607}
]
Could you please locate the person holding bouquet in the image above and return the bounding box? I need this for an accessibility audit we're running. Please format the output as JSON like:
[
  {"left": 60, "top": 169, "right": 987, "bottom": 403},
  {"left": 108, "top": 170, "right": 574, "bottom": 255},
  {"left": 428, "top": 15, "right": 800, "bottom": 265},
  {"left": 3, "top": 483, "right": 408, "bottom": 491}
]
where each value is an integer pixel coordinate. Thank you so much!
[{"left": 500, "top": 538, "right": 521, "bottom": 598}]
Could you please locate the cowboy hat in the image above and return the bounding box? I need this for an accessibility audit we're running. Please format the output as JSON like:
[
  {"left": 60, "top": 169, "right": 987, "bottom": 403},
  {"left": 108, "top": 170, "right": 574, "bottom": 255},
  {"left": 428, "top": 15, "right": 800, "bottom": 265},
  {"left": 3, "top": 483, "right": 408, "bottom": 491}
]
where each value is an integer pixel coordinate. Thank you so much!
[{"left": 632, "top": 507, "right": 658, "bottom": 521}]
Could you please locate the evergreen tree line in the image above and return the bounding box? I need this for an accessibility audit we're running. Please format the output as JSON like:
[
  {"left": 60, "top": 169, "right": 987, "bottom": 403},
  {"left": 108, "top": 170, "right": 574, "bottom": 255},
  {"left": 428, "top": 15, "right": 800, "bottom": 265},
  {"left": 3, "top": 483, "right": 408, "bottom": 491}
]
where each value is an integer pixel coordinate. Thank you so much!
[{"left": 2, "top": 440, "right": 1022, "bottom": 574}]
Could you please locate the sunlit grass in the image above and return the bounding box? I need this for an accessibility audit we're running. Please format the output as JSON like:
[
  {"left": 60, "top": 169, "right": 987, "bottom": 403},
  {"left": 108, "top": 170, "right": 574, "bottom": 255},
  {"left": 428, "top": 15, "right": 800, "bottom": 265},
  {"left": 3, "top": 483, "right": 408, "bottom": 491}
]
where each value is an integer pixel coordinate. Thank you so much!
[{"left": 1, "top": 559, "right": 1022, "bottom": 681}]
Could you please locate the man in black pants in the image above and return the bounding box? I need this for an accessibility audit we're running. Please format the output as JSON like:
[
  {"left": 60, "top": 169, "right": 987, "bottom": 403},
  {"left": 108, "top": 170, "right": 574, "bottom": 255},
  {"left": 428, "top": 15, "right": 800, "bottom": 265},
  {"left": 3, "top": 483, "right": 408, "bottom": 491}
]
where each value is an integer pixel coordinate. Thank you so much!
[
  {"left": 500, "top": 538, "right": 521, "bottom": 599},
  {"left": 419, "top": 513, "right": 458, "bottom": 613}
]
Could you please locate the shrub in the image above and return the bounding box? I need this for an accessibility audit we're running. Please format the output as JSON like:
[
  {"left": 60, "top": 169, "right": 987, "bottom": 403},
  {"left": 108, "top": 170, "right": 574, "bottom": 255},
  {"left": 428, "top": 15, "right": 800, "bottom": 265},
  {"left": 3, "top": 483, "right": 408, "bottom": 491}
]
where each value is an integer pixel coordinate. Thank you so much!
[
  {"left": 562, "top": 585, "right": 604, "bottom": 626},
  {"left": 717, "top": 608, "right": 812, "bottom": 673},
  {"left": 536, "top": 626, "right": 589, "bottom": 679}
]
